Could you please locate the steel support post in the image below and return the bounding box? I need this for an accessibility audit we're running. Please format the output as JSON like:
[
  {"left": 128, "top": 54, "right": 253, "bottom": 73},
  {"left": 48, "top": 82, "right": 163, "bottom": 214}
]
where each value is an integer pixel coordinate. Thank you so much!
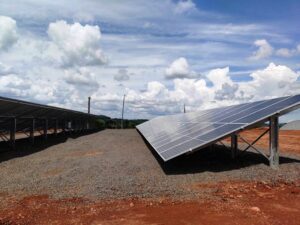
[
  {"left": 30, "top": 118, "right": 35, "bottom": 145},
  {"left": 44, "top": 119, "right": 48, "bottom": 141},
  {"left": 62, "top": 120, "right": 66, "bottom": 134},
  {"left": 72, "top": 120, "right": 75, "bottom": 133},
  {"left": 79, "top": 120, "right": 84, "bottom": 133},
  {"left": 231, "top": 134, "right": 238, "bottom": 159},
  {"left": 269, "top": 116, "right": 279, "bottom": 169},
  {"left": 54, "top": 119, "right": 58, "bottom": 135},
  {"left": 65, "top": 121, "right": 69, "bottom": 133},
  {"left": 10, "top": 118, "right": 16, "bottom": 149},
  {"left": 69, "top": 121, "right": 73, "bottom": 134},
  {"left": 74, "top": 120, "right": 77, "bottom": 133},
  {"left": 65, "top": 121, "right": 69, "bottom": 134}
]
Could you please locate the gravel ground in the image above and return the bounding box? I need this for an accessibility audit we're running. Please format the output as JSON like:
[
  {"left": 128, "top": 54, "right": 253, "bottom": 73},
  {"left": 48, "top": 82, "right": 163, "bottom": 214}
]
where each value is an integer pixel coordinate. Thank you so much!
[{"left": 0, "top": 129, "right": 299, "bottom": 200}]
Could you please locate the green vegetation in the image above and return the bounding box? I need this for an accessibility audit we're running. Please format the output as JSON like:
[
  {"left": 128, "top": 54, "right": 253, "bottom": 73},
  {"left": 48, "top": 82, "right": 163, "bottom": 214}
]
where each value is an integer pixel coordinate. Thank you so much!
[{"left": 96, "top": 116, "right": 147, "bottom": 129}]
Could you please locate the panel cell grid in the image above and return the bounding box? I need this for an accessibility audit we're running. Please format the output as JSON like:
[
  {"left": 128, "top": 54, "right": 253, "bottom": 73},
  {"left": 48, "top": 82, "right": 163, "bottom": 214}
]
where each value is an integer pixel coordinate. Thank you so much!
[{"left": 136, "top": 95, "right": 300, "bottom": 161}]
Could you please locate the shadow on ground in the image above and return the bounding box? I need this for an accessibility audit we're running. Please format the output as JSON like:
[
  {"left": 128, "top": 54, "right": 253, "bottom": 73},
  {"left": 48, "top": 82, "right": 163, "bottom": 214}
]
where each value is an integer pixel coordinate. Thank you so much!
[
  {"left": 141, "top": 136, "right": 300, "bottom": 175},
  {"left": 0, "top": 130, "right": 100, "bottom": 163}
]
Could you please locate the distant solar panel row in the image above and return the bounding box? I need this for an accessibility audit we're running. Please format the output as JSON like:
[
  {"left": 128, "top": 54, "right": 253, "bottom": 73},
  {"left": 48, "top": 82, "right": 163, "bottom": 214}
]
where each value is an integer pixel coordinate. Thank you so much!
[
  {"left": 0, "top": 96, "right": 98, "bottom": 120},
  {"left": 137, "top": 95, "right": 300, "bottom": 161},
  {"left": 0, "top": 96, "right": 99, "bottom": 133}
]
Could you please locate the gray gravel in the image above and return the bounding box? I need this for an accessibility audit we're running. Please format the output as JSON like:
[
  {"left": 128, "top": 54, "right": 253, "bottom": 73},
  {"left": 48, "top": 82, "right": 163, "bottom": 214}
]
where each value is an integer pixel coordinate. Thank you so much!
[{"left": 0, "top": 129, "right": 299, "bottom": 200}]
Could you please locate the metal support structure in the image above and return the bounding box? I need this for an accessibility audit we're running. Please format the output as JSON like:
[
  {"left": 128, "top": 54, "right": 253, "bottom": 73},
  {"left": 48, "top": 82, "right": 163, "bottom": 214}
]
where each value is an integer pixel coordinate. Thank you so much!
[
  {"left": 81, "top": 121, "right": 84, "bottom": 132},
  {"left": 239, "top": 135, "right": 269, "bottom": 160},
  {"left": 62, "top": 120, "right": 66, "bottom": 134},
  {"left": 77, "top": 120, "right": 80, "bottom": 132},
  {"left": 70, "top": 121, "right": 72, "bottom": 133},
  {"left": 73, "top": 120, "right": 76, "bottom": 133},
  {"left": 231, "top": 134, "right": 238, "bottom": 159},
  {"left": 237, "top": 119, "right": 279, "bottom": 169},
  {"left": 74, "top": 120, "right": 78, "bottom": 132},
  {"left": 238, "top": 128, "right": 269, "bottom": 156},
  {"left": 88, "top": 97, "right": 91, "bottom": 114},
  {"left": 76, "top": 120, "right": 80, "bottom": 132},
  {"left": 30, "top": 118, "right": 35, "bottom": 144},
  {"left": 269, "top": 116, "right": 279, "bottom": 169},
  {"left": 54, "top": 119, "right": 58, "bottom": 135},
  {"left": 0, "top": 131, "right": 9, "bottom": 142},
  {"left": 43, "top": 119, "right": 48, "bottom": 141},
  {"left": 0, "top": 97, "right": 99, "bottom": 152},
  {"left": 79, "top": 121, "right": 82, "bottom": 132},
  {"left": 10, "top": 118, "right": 16, "bottom": 149}
]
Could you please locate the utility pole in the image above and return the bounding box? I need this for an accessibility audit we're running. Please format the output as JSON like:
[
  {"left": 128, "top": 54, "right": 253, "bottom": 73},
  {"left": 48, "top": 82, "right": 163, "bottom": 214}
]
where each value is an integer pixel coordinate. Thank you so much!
[
  {"left": 88, "top": 96, "right": 91, "bottom": 114},
  {"left": 184, "top": 104, "right": 186, "bottom": 113},
  {"left": 121, "top": 94, "right": 126, "bottom": 129}
]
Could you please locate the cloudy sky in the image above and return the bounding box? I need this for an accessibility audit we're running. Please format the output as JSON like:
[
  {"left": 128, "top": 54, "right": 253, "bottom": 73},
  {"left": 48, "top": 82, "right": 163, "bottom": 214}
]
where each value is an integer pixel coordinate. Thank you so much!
[{"left": 0, "top": 0, "right": 300, "bottom": 121}]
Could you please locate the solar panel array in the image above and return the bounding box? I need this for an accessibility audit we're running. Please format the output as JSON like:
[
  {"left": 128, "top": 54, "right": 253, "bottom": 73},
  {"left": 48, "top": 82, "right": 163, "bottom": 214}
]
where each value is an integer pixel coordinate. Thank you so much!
[
  {"left": 0, "top": 96, "right": 99, "bottom": 132},
  {"left": 137, "top": 94, "right": 300, "bottom": 161},
  {"left": 0, "top": 96, "right": 98, "bottom": 120}
]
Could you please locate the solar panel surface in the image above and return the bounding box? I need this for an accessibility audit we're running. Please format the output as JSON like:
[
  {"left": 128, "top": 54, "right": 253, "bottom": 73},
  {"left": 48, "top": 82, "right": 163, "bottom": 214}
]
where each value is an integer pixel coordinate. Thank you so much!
[{"left": 136, "top": 95, "right": 300, "bottom": 161}]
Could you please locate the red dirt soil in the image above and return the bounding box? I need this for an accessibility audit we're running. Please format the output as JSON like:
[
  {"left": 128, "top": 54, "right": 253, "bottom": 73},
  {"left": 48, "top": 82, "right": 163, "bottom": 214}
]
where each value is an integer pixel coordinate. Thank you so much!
[
  {"left": 0, "top": 180, "right": 299, "bottom": 225},
  {"left": 0, "top": 129, "right": 299, "bottom": 225},
  {"left": 224, "top": 128, "right": 300, "bottom": 155}
]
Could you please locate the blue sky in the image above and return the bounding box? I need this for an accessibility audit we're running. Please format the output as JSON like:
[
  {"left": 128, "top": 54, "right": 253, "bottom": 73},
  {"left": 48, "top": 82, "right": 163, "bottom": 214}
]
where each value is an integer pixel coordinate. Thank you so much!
[{"left": 0, "top": 0, "right": 299, "bottom": 121}]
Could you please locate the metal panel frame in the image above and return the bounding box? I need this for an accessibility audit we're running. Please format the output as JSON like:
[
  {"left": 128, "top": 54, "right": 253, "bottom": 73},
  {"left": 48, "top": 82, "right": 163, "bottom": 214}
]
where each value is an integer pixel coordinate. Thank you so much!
[
  {"left": 137, "top": 95, "right": 300, "bottom": 167},
  {"left": 0, "top": 96, "right": 100, "bottom": 149}
]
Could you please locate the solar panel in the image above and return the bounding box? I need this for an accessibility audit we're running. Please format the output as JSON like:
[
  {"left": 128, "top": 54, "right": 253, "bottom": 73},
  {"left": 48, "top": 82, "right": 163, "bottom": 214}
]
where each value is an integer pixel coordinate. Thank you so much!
[
  {"left": 0, "top": 96, "right": 99, "bottom": 133},
  {"left": 0, "top": 96, "right": 99, "bottom": 120},
  {"left": 136, "top": 94, "right": 300, "bottom": 161}
]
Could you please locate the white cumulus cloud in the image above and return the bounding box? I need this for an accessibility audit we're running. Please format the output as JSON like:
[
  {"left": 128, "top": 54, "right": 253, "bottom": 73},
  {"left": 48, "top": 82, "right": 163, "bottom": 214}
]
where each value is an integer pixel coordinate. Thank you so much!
[
  {"left": 0, "top": 74, "right": 30, "bottom": 97},
  {"left": 238, "top": 62, "right": 300, "bottom": 99},
  {"left": 276, "top": 48, "right": 294, "bottom": 57},
  {"left": 92, "top": 63, "right": 300, "bottom": 118},
  {"left": 206, "top": 67, "right": 239, "bottom": 101},
  {"left": 174, "top": 0, "right": 196, "bottom": 14},
  {"left": 249, "top": 39, "right": 273, "bottom": 60},
  {"left": 206, "top": 67, "right": 232, "bottom": 89},
  {"left": 48, "top": 20, "right": 107, "bottom": 67},
  {"left": 65, "top": 67, "right": 99, "bottom": 90},
  {"left": 0, "top": 73, "right": 63, "bottom": 103},
  {"left": 275, "top": 45, "right": 300, "bottom": 58},
  {"left": 0, "top": 16, "right": 18, "bottom": 51},
  {"left": 165, "top": 57, "right": 197, "bottom": 79}
]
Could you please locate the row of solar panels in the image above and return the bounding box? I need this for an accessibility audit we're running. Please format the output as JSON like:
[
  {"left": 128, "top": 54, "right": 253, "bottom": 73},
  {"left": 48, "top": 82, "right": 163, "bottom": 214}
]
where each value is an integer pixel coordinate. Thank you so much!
[
  {"left": 0, "top": 96, "right": 98, "bottom": 120},
  {"left": 0, "top": 96, "right": 99, "bottom": 133},
  {"left": 137, "top": 94, "right": 300, "bottom": 161}
]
